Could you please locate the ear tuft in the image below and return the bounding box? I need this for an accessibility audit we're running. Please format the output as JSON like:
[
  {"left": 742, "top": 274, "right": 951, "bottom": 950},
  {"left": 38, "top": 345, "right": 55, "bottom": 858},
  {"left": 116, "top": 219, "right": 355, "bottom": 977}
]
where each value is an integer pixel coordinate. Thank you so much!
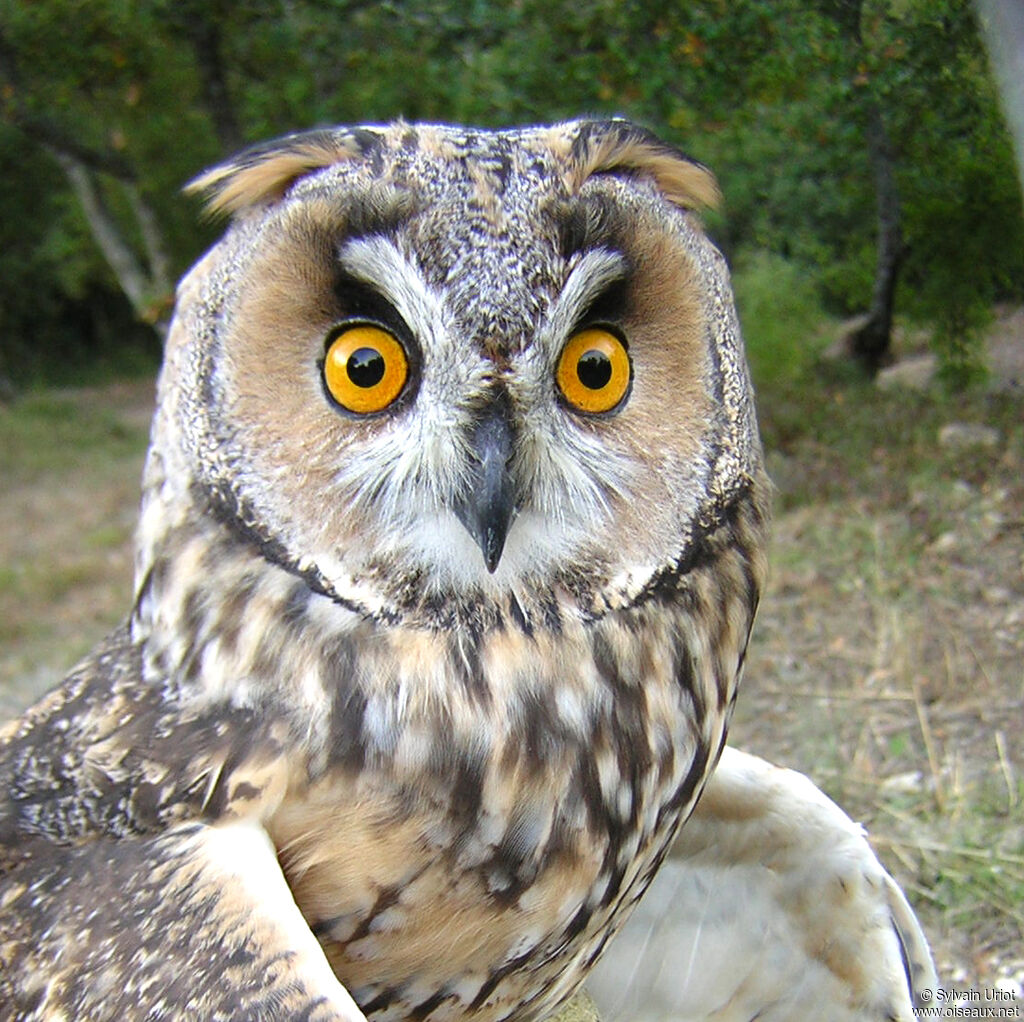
[
  {"left": 566, "top": 119, "right": 721, "bottom": 213},
  {"left": 185, "top": 129, "right": 377, "bottom": 217}
]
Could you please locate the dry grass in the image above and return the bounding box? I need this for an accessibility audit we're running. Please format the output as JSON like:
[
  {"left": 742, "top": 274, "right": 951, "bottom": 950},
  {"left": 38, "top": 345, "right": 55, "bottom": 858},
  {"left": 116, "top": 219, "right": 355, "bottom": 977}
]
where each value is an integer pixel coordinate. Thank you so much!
[
  {"left": 735, "top": 498, "right": 1024, "bottom": 987},
  {"left": 734, "top": 373, "right": 1024, "bottom": 989},
  {"left": 0, "top": 359, "right": 1021, "bottom": 991},
  {"left": 0, "top": 382, "right": 152, "bottom": 719}
]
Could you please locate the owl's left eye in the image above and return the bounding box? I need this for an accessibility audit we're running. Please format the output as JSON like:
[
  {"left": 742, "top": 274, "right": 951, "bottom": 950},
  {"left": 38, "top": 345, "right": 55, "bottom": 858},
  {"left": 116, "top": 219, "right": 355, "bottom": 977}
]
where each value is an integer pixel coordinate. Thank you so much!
[
  {"left": 556, "top": 327, "right": 632, "bottom": 415},
  {"left": 323, "top": 324, "right": 409, "bottom": 414}
]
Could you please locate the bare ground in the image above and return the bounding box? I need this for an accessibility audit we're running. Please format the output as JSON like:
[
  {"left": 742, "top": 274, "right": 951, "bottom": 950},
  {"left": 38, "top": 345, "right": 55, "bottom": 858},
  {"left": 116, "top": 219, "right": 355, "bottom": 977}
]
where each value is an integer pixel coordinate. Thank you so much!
[
  {"left": 0, "top": 334, "right": 1021, "bottom": 995},
  {"left": 735, "top": 486, "right": 1024, "bottom": 990},
  {"left": 0, "top": 381, "right": 153, "bottom": 720}
]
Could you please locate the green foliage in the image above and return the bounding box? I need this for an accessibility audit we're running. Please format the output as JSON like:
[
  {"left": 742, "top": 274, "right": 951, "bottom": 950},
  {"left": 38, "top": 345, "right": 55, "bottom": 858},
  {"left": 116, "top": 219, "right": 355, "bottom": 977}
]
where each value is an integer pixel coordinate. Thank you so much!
[
  {"left": 876, "top": 0, "right": 1024, "bottom": 385},
  {"left": 731, "top": 251, "right": 832, "bottom": 390},
  {"left": 0, "top": 0, "right": 1020, "bottom": 388},
  {"left": 900, "top": 103, "right": 1023, "bottom": 388},
  {"left": 0, "top": 127, "right": 161, "bottom": 386}
]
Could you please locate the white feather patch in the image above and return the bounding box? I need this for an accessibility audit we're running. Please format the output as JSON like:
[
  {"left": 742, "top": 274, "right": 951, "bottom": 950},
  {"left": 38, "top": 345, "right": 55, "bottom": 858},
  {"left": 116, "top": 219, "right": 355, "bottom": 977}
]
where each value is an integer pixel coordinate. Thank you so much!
[{"left": 199, "top": 819, "right": 368, "bottom": 1021}]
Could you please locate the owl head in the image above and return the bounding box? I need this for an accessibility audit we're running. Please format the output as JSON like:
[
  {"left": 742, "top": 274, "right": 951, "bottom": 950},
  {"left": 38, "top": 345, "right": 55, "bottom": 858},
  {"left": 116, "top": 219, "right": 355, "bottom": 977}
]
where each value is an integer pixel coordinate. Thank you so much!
[{"left": 140, "top": 119, "right": 765, "bottom": 627}]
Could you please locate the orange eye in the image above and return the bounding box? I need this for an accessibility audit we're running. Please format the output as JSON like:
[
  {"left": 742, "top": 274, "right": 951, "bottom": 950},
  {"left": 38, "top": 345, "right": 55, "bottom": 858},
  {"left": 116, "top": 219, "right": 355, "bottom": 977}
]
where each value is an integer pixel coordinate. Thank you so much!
[
  {"left": 323, "top": 325, "right": 409, "bottom": 414},
  {"left": 555, "top": 328, "right": 631, "bottom": 414}
]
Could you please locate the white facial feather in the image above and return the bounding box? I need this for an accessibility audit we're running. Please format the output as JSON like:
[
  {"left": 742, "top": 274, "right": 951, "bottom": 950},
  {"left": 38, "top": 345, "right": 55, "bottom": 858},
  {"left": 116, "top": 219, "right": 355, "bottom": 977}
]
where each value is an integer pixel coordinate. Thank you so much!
[{"left": 315, "top": 236, "right": 638, "bottom": 591}]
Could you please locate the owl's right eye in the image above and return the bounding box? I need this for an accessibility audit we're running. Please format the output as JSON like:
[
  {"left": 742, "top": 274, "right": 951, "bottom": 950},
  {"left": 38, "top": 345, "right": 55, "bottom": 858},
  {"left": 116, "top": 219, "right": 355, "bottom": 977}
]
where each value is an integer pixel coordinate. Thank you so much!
[
  {"left": 323, "top": 324, "right": 409, "bottom": 414},
  {"left": 556, "top": 327, "right": 632, "bottom": 415}
]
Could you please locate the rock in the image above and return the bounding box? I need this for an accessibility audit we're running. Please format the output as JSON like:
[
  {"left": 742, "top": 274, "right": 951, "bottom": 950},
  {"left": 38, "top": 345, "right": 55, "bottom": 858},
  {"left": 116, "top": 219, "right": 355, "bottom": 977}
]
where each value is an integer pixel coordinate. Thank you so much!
[
  {"left": 930, "top": 530, "right": 960, "bottom": 553},
  {"left": 876, "top": 354, "right": 937, "bottom": 390},
  {"left": 986, "top": 306, "right": 1024, "bottom": 394},
  {"left": 880, "top": 771, "right": 927, "bottom": 794},
  {"left": 937, "top": 422, "right": 1002, "bottom": 449}
]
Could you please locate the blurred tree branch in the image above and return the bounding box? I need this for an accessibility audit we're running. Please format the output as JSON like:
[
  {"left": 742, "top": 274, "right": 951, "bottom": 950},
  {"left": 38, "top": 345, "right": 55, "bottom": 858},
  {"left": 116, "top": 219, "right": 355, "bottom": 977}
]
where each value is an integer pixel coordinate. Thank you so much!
[
  {"left": 0, "top": 21, "right": 172, "bottom": 330},
  {"left": 54, "top": 152, "right": 171, "bottom": 329},
  {"left": 150, "top": 0, "right": 243, "bottom": 154}
]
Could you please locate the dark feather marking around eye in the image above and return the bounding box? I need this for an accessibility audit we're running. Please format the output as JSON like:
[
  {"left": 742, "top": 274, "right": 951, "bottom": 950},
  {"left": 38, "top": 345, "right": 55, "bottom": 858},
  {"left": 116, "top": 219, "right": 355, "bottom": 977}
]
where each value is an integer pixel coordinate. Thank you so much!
[
  {"left": 332, "top": 272, "right": 414, "bottom": 344},
  {"left": 574, "top": 278, "right": 630, "bottom": 336}
]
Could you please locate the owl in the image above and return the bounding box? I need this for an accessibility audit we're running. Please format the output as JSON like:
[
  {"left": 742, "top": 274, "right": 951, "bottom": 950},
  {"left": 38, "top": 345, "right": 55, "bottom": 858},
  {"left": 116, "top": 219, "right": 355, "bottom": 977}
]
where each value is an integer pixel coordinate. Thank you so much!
[{"left": 0, "top": 119, "right": 928, "bottom": 1021}]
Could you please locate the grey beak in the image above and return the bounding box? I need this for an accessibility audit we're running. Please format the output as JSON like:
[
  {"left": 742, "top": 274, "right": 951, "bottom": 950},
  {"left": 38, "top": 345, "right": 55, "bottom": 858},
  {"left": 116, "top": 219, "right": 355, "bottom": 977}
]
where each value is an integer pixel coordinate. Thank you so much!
[{"left": 454, "top": 396, "right": 517, "bottom": 573}]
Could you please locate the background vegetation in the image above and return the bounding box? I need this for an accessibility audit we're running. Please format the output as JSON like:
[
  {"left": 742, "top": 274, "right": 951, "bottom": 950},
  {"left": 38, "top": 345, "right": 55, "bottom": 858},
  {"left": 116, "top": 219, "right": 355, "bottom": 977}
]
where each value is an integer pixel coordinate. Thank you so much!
[
  {"left": 1, "top": 0, "right": 1022, "bottom": 998},
  {"left": 0, "top": 0, "right": 1022, "bottom": 388}
]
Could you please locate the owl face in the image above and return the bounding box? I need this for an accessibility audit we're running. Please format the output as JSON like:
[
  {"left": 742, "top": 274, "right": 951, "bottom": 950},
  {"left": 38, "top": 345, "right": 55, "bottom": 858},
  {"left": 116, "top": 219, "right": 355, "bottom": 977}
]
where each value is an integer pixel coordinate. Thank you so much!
[{"left": 152, "top": 120, "right": 760, "bottom": 624}]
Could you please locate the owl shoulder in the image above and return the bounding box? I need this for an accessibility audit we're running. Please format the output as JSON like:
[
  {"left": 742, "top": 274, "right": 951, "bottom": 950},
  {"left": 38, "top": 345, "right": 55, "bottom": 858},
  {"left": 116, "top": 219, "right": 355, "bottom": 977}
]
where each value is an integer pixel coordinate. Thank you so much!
[{"left": 0, "top": 625, "right": 290, "bottom": 855}]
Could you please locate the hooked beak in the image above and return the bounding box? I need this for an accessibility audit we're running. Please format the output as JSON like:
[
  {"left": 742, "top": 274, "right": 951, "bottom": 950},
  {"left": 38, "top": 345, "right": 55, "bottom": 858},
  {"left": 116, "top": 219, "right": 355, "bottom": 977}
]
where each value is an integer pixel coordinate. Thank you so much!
[{"left": 454, "top": 395, "right": 517, "bottom": 573}]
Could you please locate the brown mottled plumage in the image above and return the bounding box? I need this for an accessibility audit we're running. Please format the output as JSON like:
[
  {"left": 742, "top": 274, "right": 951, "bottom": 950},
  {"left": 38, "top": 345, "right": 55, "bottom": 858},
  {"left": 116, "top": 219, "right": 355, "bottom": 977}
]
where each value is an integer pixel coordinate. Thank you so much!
[{"left": 3, "top": 118, "right": 789, "bottom": 1020}]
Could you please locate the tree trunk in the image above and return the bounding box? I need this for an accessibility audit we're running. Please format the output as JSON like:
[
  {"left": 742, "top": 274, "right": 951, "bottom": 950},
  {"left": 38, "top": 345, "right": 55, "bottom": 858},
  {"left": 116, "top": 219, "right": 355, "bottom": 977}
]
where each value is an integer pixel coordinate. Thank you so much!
[
  {"left": 820, "top": 0, "right": 906, "bottom": 375},
  {"left": 184, "top": 12, "right": 243, "bottom": 154},
  {"left": 846, "top": 105, "right": 904, "bottom": 373}
]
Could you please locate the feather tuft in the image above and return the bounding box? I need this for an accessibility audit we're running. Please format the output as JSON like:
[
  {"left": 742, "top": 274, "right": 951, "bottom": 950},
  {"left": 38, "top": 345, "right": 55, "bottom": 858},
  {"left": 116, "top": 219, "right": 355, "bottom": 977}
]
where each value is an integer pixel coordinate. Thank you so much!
[
  {"left": 567, "top": 119, "right": 721, "bottom": 212},
  {"left": 185, "top": 129, "right": 372, "bottom": 217}
]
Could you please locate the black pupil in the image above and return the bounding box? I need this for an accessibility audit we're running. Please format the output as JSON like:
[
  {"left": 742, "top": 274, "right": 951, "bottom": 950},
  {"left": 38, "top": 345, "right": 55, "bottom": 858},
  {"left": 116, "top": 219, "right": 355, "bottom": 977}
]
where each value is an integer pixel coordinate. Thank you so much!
[
  {"left": 576, "top": 349, "right": 613, "bottom": 390},
  {"left": 347, "top": 347, "right": 386, "bottom": 388}
]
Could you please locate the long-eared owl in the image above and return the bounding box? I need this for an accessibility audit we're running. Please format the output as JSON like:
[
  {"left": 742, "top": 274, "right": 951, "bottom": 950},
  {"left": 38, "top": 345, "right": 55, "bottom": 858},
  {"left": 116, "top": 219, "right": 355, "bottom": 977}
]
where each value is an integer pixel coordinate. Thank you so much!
[{"left": 0, "top": 119, "right": 770, "bottom": 1021}]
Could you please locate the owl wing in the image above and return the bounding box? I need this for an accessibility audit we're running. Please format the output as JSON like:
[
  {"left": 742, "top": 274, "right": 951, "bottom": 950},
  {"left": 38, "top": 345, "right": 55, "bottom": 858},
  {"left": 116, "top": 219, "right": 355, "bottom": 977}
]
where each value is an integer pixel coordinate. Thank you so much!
[
  {"left": 586, "top": 745, "right": 938, "bottom": 1022},
  {"left": 0, "top": 818, "right": 366, "bottom": 1022}
]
